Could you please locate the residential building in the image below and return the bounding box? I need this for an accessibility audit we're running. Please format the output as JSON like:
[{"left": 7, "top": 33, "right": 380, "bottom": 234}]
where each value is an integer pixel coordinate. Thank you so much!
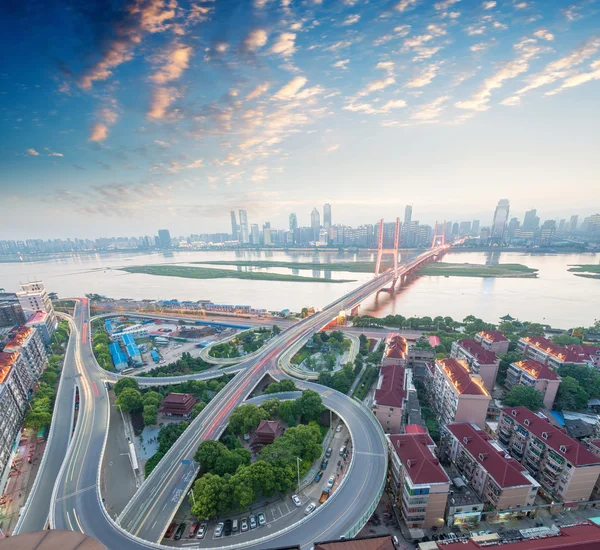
[
  {"left": 539, "top": 220, "right": 556, "bottom": 245},
  {"left": 157, "top": 229, "right": 171, "bottom": 248},
  {"left": 459, "top": 221, "right": 471, "bottom": 236},
  {"left": 518, "top": 336, "right": 587, "bottom": 368},
  {"left": 4, "top": 325, "right": 47, "bottom": 385},
  {"left": 159, "top": 393, "right": 196, "bottom": 419},
  {"left": 382, "top": 333, "right": 408, "bottom": 367},
  {"left": 426, "top": 358, "right": 491, "bottom": 428},
  {"left": 444, "top": 467, "right": 484, "bottom": 527},
  {"left": 372, "top": 365, "right": 406, "bottom": 434},
  {"left": 230, "top": 210, "right": 238, "bottom": 240},
  {"left": 505, "top": 360, "right": 561, "bottom": 409},
  {"left": 475, "top": 330, "right": 510, "bottom": 355},
  {"left": 522, "top": 209, "right": 539, "bottom": 232},
  {"left": 441, "top": 423, "right": 539, "bottom": 515},
  {"left": 250, "top": 224, "right": 260, "bottom": 244},
  {"left": 238, "top": 210, "right": 249, "bottom": 244},
  {"left": 0, "top": 293, "right": 26, "bottom": 328},
  {"left": 387, "top": 433, "right": 450, "bottom": 529},
  {"left": 310, "top": 208, "right": 320, "bottom": 241},
  {"left": 491, "top": 199, "right": 510, "bottom": 244},
  {"left": 314, "top": 534, "right": 395, "bottom": 550},
  {"left": 498, "top": 407, "right": 600, "bottom": 502},
  {"left": 323, "top": 203, "right": 332, "bottom": 231},
  {"left": 565, "top": 345, "right": 600, "bottom": 369},
  {"left": 471, "top": 220, "right": 480, "bottom": 236},
  {"left": 451, "top": 339, "right": 500, "bottom": 391},
  {"left": 289, "top": 213, "right": 298, "bottom": 232},
  {"left": 17, "top": 281, "right": 57, "bottom": 337},
  {"left": 25, "top": 311, "right": 51, "bottom": 344}
]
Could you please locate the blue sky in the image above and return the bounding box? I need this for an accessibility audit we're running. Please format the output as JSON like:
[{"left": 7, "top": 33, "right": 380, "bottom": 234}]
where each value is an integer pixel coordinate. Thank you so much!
[{"left": 1, "top": 0, "right": 599, "bottom": 238}]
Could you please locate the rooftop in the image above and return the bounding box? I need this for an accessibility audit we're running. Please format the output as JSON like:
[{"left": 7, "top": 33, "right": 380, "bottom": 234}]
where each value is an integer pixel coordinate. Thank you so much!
[
  {"left": 502, "top": 407, "right": 600, "bottom": 467},
  {"left": 255, "top": 420, "right": 280, "bottom": 436},
  {"left": 4, "top": 325, "right": 34, "bottom": 349},
  {"left": 446, "top": 423, "right": 533, "bottom": 489},
  {"left": 405, "top": 424, "right": 427, "bottom": 435},
  {"left": 389, "top": 433, "right": 450, "bottom": 485},
  {"left": 374, "top": 365, "right": 406, "bottom": 408},
  {"left": 314, "top": 534, "right": 395, "bottom": 550},
  {"left": 0, "top": 351, "right": 19, "bottom": 384},
  {"left": 437, "top": 358, "right": 489, "bottom": 396},
  {"left": 26, "top": 311, "right": 48, "bottom": 324},
  {"left": 456, "top": 338, "right": 498, "bottom": 365},
  {"left": 161, "top": 393, "right": 195, "bottom": 405},
  {"left": 566, "top": 344, "right": 600, "bottom": 361},
  {"left": 478, "top": 330, "right": 509, "bottom": 343},
  {"left": 385, "top": 333, "right": 407, "bottom": 359},
  {"left": 512, "top": 360, "right": 560, "bottom": 381},
  {"left": 520, "top": 336, "right": 584, "bottom": 363}
]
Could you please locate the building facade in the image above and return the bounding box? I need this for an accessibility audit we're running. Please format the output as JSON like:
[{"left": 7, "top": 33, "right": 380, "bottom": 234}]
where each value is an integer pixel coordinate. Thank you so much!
[
  {"left": 0, "top": 293, "right": 27, "bottom": 328},
  {"left": 388, "top": 433, "right": 450, "bottom": 529},
  {"left": 16, "top": 281, "right": 57, "bottom": 338},
  {"left": 3, "top": 325, "right": 47, "bottom": 386},
  {"left": 498, "top": 407, "right": 600, "bottom": 502},
  {"left": 475, "top": 330, "right": 510, "bottom": 355},
  {"left": 382, "top": 333, "right": 408, "bottom": 367},
  {"left": 372, "top": 365, "right": 406, "bottom": 434},
  {"left": 518, "top": 336, "right": 587, "bottom": 369},
  {"left": 451, "top": 339, "right": 500, "bottom": 391},
  {"left": 505, "top": 360, "right": 561, "bottom": 409}
]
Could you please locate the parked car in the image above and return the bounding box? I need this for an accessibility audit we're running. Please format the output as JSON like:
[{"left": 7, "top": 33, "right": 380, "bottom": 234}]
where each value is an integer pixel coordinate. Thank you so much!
[
  {"left": 249, "top": 515, "right": 257, "bottom": 530},
  {"left": 292, "top": 494, "right": 302, "bottom": 507},
  {"left": 314, "top": 471, "right": 323, "bottom": 483},
  {"left": 224, "top": 519, "right": 233, "bottom": 536},
  {"left": 165, "top": 522, "right": 177, "bottom": 538},
  {"left": 214, "top": 522, "right": 224, "bottom": 537},
  {"left": 447, "top": 533, "right": 457, "bottom": 540},
  {"left": 319, "top": 488, "right": 330, "bottom": 503},
  {"left": 480, "top": 530, "right": 492, "bottom": 535},
  {"left": 241, "top": 518, "right": 249, "bottom": 532},
  {"left": 257, "top": 512, "right": 266, "bottom": 526},
  {"left": 327, "top": 475, "right": 335, "bottom": 488},
  {"left": 339, "top": 446, "right": 346, "bottom": 456},
  {"left": 336, "top": 424, "right": 342, "bottom": 432},
  {"left": 305, "top": 503, "right": 316, "bottom": 515},
  {"left": 321, "top": 459, "right": 328, "bottom": 470},
  {"left": 174, "top": 523, "right": 186, "bottom": 540},
  {"left": 325, "top": 447, "right": 332, "bottom": 458},
  {"left": 232, "top": 519, "right": 239, "bottom": 533},
  {"left": 197, "top": 524, "right": 207, "bottom": 539},
  {"left": 189, "top": 523, "right": 199, "bottom": 538}
]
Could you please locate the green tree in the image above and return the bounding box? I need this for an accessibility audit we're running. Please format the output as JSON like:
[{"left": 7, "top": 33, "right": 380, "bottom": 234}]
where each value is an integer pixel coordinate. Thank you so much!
[
  {"left": 498, "top": 351, "right": 522, "bottom": 385},
  {"left": 191, "top": 402, "right": 207, "bottom": 419},
  {"left": 228, "top": 404, "right": 268, "bottom": 435},
  {"left": 114, "top": 377, "right": 139, "bottom": 396},
  {"left": 278, "top": 400, "right": 299, "bottom": 426},
  {"left": 264, "top": 379, "right": 297, "bottom": 395},
  {"left": 39, "top": 371, "right": 58, "bottom": 386},
  {"left": 554, "top": 376, "right": 589, "bottom": 411},
  {"left": 503, "top": 385, "right": 545, "bottom": 411},
  {"left": 551, "top": 334, "right": 582, "bottom": 346},
  {"left": 260, "top": 398, "right": 281, "bottom": 419},
  {"left": 116, "top": 388, "right": 143, "bottom": 413},
  {"left": 196, "top": 440, "right": 228, "bottom": 473},
  {"left": 142, "top": 390, "right": 163, "bottom": 407},
  {"left": 143, "top": 404, "right": 158, "bottom": 425},
  {"left": 272, "top": 325, "right": 281, "bottom": 335},
  {"left": 297, "top": 390, "right": 324, "bottom": 422},
  {"left": 25, "top": 410, "right": 52, "bottom": 431},
  {"left": 190, "top": 474, "right": 231, "bottom": 518}
]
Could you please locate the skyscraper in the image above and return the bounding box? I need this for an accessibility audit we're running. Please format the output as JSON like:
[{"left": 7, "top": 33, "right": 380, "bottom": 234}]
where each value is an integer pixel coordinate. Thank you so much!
[
  {"left": 568, "top": 215, "right": 578, "bottom": 233},
  {"left": 471, "top": 220, "right": 480, "bottom": 236},
  {"left": 311, "top": 208, "right": 320, "bottom": 241},
  {"left": 158, "top": 229, "right": 171, "bottom": 248},
  {"left": 522, "top": 209, "right": 540, "bottom": 232},
  {"left": 404, "top": 205, "right": 412, "bottom": 224},
  {"left": 323, "top": 203, "right": 332, "bottom": 231},
  {"left": 491, "top": 199, "right": 510, "bottom": 243},
  {"left": 230, "top": 211, "right": 238, "bottom": 241},
  {"left": 250, "top": 224, "right": 260, "bottom": 244},
  {"left": 289, "top": 213, "right": 298, "bottom": 231},
  {"left": 238, "top": 210, "right": 249, "bottom": 244}
]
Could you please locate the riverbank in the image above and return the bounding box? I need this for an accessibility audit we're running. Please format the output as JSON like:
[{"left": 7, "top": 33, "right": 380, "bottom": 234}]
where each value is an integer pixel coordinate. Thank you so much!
[
  {"left": 194, "top": 260, "right": 379, "bottom": 272},
  {"left": 567, "top": 264, "right": 600, "bottom": 279},
  {"left": 119, "top": 265, "right": 356, "bottom": 283},
  {"left": 418, "top": 262, "right": 539, "bottom": 278}
]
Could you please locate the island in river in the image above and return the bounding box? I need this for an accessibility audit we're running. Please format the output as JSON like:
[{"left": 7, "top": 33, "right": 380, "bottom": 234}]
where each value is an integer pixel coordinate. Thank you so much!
[{"left": 567, "top": 264, "right": 600, "bottom": 279}]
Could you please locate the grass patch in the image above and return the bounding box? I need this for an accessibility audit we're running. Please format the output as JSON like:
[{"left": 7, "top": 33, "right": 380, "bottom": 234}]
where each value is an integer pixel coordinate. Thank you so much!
[
  {"left": 192, "top": 260, "right": 381, "bottom": 272},
  {"left": 120, "top": 265, "right": 355, "bottom": 283},
  {"left": 419, "top": 262, "right": 538, "bottom": 278},
  {"left": 568, "top": 265, "right": 600, "bottom": 279}
]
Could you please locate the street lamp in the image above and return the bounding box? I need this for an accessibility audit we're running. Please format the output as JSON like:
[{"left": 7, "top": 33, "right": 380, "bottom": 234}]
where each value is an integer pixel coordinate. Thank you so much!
[{"left": 296, "top": 457, "right": 302, "bottom": 492}]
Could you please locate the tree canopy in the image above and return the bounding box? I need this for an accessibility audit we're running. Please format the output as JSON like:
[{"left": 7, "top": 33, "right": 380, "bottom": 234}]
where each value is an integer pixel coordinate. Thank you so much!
[
  {"left": 554, "top": 376, "right": 590, "bottom": 411},
  {"left": 503, "top": 385, "right": 545, "bottom": 411}
]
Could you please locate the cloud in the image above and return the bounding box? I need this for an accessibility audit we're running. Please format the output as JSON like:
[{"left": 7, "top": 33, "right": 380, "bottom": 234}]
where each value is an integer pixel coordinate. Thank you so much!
[
  {"left": 455, "top": 38, "right": 544, "bottom": 111},
  {"left": 90, "top": 123, "right": 109, "bottom": 142},
  {"left": 482, "top": 1, "right": 496, "bottom": 8},
  {"left": 343, "top": 99, "right": 406, "bottom": 114},
  {"left": 150, "top": 43, "right": 193, "bottom": 83},
  {"left": 410, "top": 95, "right": 450, "bottom": 121},
  {"left": 270, "top": 32, "right": 296, "bottom": 57},
  {"left": 546, "top": 60, "right": 600, "bottom": 95},
  {"left": 148, "top": 86, "right": 179, "bottom": 119},
  {"left": 326, "top": 144, "right": 340, "bottom": 153},
  {"left": 404, "top": 63, "right": 440, "bottom": 88},
  {"left": 186, "top": 159, "right": 204, "bottom": 169},
  {"left": 45, "top": 148, "right": 64, "bottom": 157},
  {"left": 500, "top": 95, "right": 521, "bottom": 106},
  {"left": 434, "top": 0, "right": 460, "bottom": 9},
  {"left": 342, "top": 14, "right": 361, "bottom": 26},
  {"left": 533, "top": 29, "right": 554, "bottom": 41},
  {"left": 154, "top": 140, "right": 171, "bottom": 147},
  {"left": 332, "top": 59, "right": 350, "bottom": 70},
  {"left": 273, "top": 76, "right": 307, "bottom": 100},
  {"left": 89, "top": 104, "right": 119, "bottom": 141},
  {"left": 26, "top": 148, "right": 40, "bottom": 156},
  {"left": 471, "top": 42, "right": 491, "bottom": 52},
  {"left": 246, "top": 82, "right": 270, "bottom": 101},
  {"left": 562, "top": 5, "right": 582, "bottom": 21},
  {"left": 394, "top": 25, "right": 411, "bottom": 37},
  {"left": 243, "top": 28, "right": 268, "bottom": 52},
  {"left": 395, "top": 0, "right": 418, "bottom": 12}
]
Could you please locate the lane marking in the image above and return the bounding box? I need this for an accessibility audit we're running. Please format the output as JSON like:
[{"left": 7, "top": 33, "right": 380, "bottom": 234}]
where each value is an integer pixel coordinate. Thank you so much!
[
  {"left": 73, "top": 508, "right": 84, "bottom": 532},
  {"left": 55, "top": 484, "right": 96, "bottom": 502}
]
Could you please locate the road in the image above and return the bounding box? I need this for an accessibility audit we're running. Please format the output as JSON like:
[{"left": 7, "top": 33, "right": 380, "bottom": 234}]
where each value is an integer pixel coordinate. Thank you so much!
[{"left": 23, "top": 245, "right": 446, "bottom": 548}]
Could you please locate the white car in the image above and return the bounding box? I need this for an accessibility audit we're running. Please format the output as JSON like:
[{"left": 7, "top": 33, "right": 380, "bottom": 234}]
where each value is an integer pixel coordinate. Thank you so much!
[
  {"left": 327, "top": 475, "right": 335, "bottom": 488},
  {"left": 292, "top": 494, "right": 302, "bottom": 507},
  {"left": 336, "top": 425, "right": 342, "bottom": 433},
  {"left": 214, "top": 522, "right": 224, "bottom": 537},
  {"left": 305, "top": 503, "right": 316, "bottom": 515}
]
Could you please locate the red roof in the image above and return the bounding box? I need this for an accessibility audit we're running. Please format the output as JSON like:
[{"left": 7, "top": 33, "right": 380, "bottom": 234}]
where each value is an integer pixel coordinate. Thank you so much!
[
  {"left": 588, "top": 440, "right": 600, "bottom": 451},
  {"left": 26, "top": 311, "right": 47, "bottom": 324},
  {"left": 440, "top": 522, "right": 600, "bottom": 550},
  {"left": 566, "top": 344, "right": 600, "bottom": 361},
  {"left": 255, "top": 420, "right": 280, "bottom": 435},
  {"left": 389, "top": 433, "right": 450, "bottom": 485},
  {"left": 521, "top": 336, "right": 584, "bottom": 363},
  {"left": 374, "top": 365, "right": 406, "bottom": 408},
  {"left": 4, "top": 326, "right": 34, "bottom": 350},
  {"left": 502, "top": 407, "right": 600, "bottom": 467},
  {"left": 405, "top": 424, "right": 427, "bottom": 435},
  {"left": 437, "top": 358, "right": 488, "bottom": 396},
  {"left": 446, "top": 423, "right": 533, "bottom": 488},
  {"left": 457, "top": 338, "right": 498, "bottom": 365},
  {"left": 429, "top": 335, "right": 441, "bottom": 347},
  {"left": 0, "top": 352, "right": 19, "bottom": 384},
  {"left": 385, "top": 333, "right": 407, "bottom": 359},
  {"left": 478, "top": 330, "right": 508, "bottom": 343},
  {"left": 513, "top": 359, "right": 560, "bottom": 381}
]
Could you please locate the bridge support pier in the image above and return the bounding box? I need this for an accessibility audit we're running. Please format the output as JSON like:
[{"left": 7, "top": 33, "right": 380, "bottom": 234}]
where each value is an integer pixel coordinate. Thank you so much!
[{"left": 350, "top": 305, "right": 359, "bottom": 317}]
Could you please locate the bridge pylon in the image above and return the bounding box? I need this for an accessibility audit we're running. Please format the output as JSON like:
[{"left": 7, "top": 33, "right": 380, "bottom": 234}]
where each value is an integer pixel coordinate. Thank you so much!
[
  {"left": 374, "top": 217, "right": 400, "bottom": 291},
  {"left": 431, "top": 220, "right": 446, "bottom": 249}
]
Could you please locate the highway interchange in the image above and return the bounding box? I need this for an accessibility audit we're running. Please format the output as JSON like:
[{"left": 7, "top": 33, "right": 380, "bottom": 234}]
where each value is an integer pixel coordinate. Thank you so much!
[{"left": 15, "top": 245, "right": 447, "bottom": 549}]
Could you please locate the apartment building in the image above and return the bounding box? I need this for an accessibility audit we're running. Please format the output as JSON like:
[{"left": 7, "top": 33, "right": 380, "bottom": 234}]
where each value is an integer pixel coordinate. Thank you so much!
[
  {"left": 441, "top": 423, "right": 539, "bottom": 514},
  {"left": 17, "top": 281, "right": 57, "bottom": 338},
  {"left": 4, "top": 325, "right": 47, "bottom": 388},
  {"left": 388, "top": 433, "right": 450, "bottom": 529},
  {"left": 505, "top": 360, "right": 561, "bottom": 409},
  {"left": 517, "top": 336, "right": 587, "bottom": 369},
  {"left": 451, "top": 339, "right": 500, "bottom": 391},
  {"left": 475, "top": 330, "right": 510, "bottom": 355},
  {"left": 0, "top": 351, "right": 34, "bottom": 494},
  {"left": 498, "top": 407, "right": 600, "bottom": 502},
  {"left": 426, "top": 358, "right": 491, "bottom": 428},
  {"left": 372, "top": 365, "right": 406, "bottom": 433},
  {"left": 382, "top": 333, "right": 407, "bottom": 367},
  {"left": 565, "top": 345, "right": 600, "bottom": 369}
]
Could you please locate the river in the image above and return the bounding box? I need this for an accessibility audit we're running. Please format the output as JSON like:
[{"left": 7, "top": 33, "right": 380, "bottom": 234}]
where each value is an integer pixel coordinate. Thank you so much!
[{"left": 1, "top": 250, "right": 598, "bottom": 328}]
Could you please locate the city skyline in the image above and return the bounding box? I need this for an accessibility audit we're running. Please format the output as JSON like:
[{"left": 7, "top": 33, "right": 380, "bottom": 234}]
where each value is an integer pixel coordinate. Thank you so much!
[{"left": 1, "top": 1, "right": 600, "bottom": 238}]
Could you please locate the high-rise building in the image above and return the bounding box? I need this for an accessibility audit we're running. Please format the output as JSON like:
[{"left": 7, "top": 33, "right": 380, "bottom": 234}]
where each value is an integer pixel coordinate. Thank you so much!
[
  {"left": 238, "top": 209, "right": 249, "bottom": 243},
  {"left": 323, "top": 203, "right": 332, "bottom": 231},
  {"left": 263, "top": 227, "right": 272, "bottom": 245},
  {"left": 289, "top": 213, "right": 298, "bottom": 231},
  {"left": 491, "top": 199, "right": 510, "bottom": 244},
  {"left": 157, "top": 229, "right": 171, "bottom": 248},
  {"left": 458, "top": 221, "right": 471, "bottom": 236},
  {"left": 522, "top": 209, "right": 539, "bottom": 232},
  {"left": 507, "top": 217, "right": 520, "bottom": 241},
  {"left": 250, "top": 224, "right": 260, "bottom": 245},
  {"left": 17, "top": 281, "right": 57, "bottom": 336},
  {"left": 0, "top": 293, "right": 26, "bottom": 328},
  {"left": 568, "top": 215, "right": 578, "bottom": 233},
  {"left": 471, "top": 220, "right": 480, "bottom": 236},
  {"left": 539, "top": 219, "right": 556, "bottom": 245},
  {"left": 444, "top": 221, "right": 453, "bottom": 241},
  {"left": 451, "top": 222, "right": 459, "bottom": 237},
  {"left": 230, "top": 211, "right": 238, "bottom": 241},
  {"left": 404, "top": 205, "right": 412, "bottom": 225},
  {"left": 310, "top": 208, "right": 320, "bottom": 241}
]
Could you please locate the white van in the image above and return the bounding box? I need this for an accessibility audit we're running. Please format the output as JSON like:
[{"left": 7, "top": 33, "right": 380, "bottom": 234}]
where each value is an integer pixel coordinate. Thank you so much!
[{"left": 232, "top": 519, "right": 239, "bottom": 533}]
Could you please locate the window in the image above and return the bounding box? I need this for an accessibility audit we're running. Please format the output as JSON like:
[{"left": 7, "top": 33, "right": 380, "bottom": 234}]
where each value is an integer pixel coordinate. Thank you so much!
[
  {"left": 512, "top": 410, "right": 517, "bottom": 417},
  {"left": 542, "top": 432, "right": 548, "bottom": 440},
  {"left": 524, "top": 419, "right": 530, "bottom": 426},
  {"left": 559, "top": 445, "right": 567, "bottom": 453}
]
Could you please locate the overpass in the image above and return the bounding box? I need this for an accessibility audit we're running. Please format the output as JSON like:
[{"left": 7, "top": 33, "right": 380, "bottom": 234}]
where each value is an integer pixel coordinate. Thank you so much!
[{"left": 18, "top": 243, "right": 449, "bottom": 548}]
